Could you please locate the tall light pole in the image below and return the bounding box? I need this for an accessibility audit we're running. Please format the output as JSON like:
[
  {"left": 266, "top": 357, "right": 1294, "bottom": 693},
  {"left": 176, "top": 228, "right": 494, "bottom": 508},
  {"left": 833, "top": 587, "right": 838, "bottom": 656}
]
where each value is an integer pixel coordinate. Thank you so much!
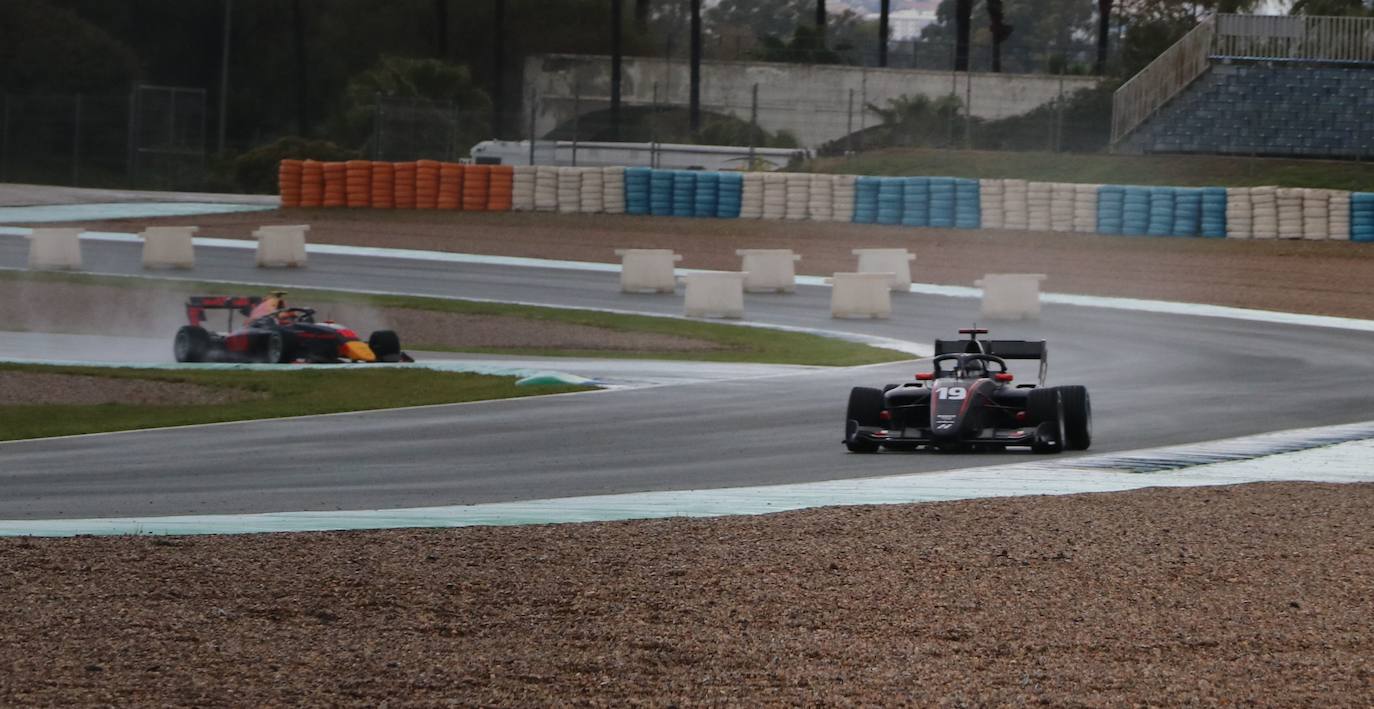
[
  {"left": 689, "top": 0, "right": 701, "bottom": 131},
  {"left": 218, "top": 0, "right": 232, "bottom": 153}
]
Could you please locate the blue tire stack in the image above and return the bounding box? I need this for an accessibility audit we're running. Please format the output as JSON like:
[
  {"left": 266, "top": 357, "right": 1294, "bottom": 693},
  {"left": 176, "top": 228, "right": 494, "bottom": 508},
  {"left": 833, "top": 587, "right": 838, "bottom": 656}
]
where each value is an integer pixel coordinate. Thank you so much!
[
  {"left": 1353, "top": 193, "right": 1374, "bottom": 242},
  {"left": 649, "top": 169, "right": 674, "bottom": 216},
  {"left": 625, "top": 167, "right": 651, "bottom": 215},
  {"left": 1147, "top": 187, "right": 1175, "bottom": 236},
  {"left": 1097, "top": 185, "right": 1125, "bottom": 234},
  {"left": 693, "top": 172, "right": 719, "bottom": 218},
  {"left": 877, "top": 178, "right": 903, "bottom": 225},
  {"left": 1200, "top": 187, "right": 1227, "bottom": 238},
  {"left": 853, "top": 176, "right": 880, "bottom": 224},
  {"left": 1122, "top": 186, "right": 1150, "bottom": 235},
  {"left": 954, "top": 178, "right": 980, "bottom": 229},
  {"left": 672, "top": 171, "right": 696, "bottom": 217},
  {"left": 716, "top": 173, "right": 743, "bottom": 218},
  {"left": 928, "top": 177, "right": 956, "bottom": 228},
  {"left": 901, "top": 177, "right": 930, "bottom": 227},
  {"left": 1172, "top": 188, "right": 1202, "bottom": 237}
]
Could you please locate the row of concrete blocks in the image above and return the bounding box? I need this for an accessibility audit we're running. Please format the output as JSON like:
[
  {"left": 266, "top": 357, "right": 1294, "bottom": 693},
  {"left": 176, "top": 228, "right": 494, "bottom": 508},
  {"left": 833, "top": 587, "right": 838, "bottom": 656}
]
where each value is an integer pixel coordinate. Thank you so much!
[
  {"left": 24, "top": 226, "right": 311, "bottom": 270},
  {"left": 616, "top": 248, "right": 1046, "bottom": 320}
]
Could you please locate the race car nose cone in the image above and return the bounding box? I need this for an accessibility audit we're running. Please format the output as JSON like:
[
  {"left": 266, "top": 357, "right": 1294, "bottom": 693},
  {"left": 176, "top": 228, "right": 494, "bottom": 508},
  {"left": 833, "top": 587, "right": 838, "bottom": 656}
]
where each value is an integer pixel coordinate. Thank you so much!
[{"left": 340, "top": 341, "right": 377, "bottom": 362}]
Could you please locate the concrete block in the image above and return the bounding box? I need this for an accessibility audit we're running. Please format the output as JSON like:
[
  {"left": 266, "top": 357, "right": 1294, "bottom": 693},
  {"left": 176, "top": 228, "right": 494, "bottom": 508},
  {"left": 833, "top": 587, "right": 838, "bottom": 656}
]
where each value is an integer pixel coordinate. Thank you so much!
[
  {"left": 976, "top": 273, "right": 1047, "bottom": 320},
  {"left": 253, "top": 224, "right": 309, "bottom": 267},
  {"left": 852, "top": 248, "right": 915, "bottom": 291},
  {"left": 27, "top": 228, "right": 82, "bottom": 270},
  {"left": 141, "top": 226, "right": 198, "bottom": 269},
  {"left": 830, "top": 273, "right": 892, "bottom": 319},
  {"left": 616, "top": 248, "right": 681, "bottom": 293},
  {"left": 736, "top": 249, "right": 800, "bottom": 293},
  {"left": 683, "top": 272, "right": 745, "bottom": 318}
]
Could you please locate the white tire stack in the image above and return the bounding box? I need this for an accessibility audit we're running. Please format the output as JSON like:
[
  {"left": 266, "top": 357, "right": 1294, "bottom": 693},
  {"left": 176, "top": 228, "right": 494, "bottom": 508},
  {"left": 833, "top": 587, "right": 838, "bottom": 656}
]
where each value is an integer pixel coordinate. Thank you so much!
[
  {"left": 979, "top": 179, "right": 1005, "bottom": 229},
  {"left": 602, "top": 167, "right": 626, "bottom": 215},
  {"left": 511, "top": 166, "right": 536, "bottom": 211},
  {"left": 534, "top": 165, "right": 559, "bottom": 212},
  {"left": 762, "top": 173, "right": 787, "bottom": 220},
  {"left": 578, "top": 168, "right": 604, "bottom": 213},
  {"left": 1026, "top": 181, "right": 1052, "bottom": 231},
  {"left": 1276, "top": 187, "right": 1304, "bottom": 239},
  {"left": 1301, "top": 188, "right": 1329, "bottom": 240},
  {"left": 1049, "top": 182, "right": 1075, "bottom": 232},
  {"left": 557, "top": 167, "right": 581, "bottom": 214},
  {"left": 832, "top": 174, "right": 857, "bottom": 223},
  {"left": 1250, "top": 186, "right": 1278, "bottom": 239},
  {"left": 1002, "top": 179, "right": 1028, "bottom": 230},
  {"left": 1073, "top": 184, "right": 1099, "bottom": 233},
  {"left": 784, "top": 173, "right": 811, "bottom": 221},
  {"left": 740, "top": 172, "right": 765, "bottom": 219},
  {"left": 1329, "top": 190, "right": 1352, "bottom": 241},
  {"left": 1225, "top": 187, "right": 1253, "bottom": 238},
  {"left": 809, "top": 174, "right": 835, "bottom": 222}
]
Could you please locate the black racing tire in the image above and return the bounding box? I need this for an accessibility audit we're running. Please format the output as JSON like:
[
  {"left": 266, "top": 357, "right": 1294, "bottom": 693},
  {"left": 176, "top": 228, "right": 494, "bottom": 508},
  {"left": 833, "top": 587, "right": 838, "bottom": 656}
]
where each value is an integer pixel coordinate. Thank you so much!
[
  {"left": 1026, "top": 387, "right": 1061, "bottom": 425},
  {"left": 261, "top": 331, "right": 290, "bottom": 364},
  {"left": 845, "top": 386, "right": 885, "bottom": 453},
  {"left": 1058, "top": 385, "right": 1092, "bottom": 451},
  {"left": 173, "top": 326, "right": 210, "bottom": 363},
  {"left": 369, "top": 330, "right": 402, "bottom": 361}
]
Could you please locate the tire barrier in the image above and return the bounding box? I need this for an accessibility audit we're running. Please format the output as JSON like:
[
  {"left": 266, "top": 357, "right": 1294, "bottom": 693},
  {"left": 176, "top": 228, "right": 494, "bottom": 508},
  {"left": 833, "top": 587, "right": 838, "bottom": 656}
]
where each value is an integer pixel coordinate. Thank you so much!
[
  {"left": 1353, "top": 193, "right": 1374, "bottom": 242},
  {"left": 253, "top": 225, "right": 308, "bottom": 268},
  {"left": 1050, "top": 182, "right": 1075, "bottom": 232},
  {"left": 1302, "top": 188, "right": 1329, "bottom": 240},
  {"left": 1003, "top": 179, "right": 1028, "bottom": 230},
  {"left": 616, "top": 248, "right": 680, "bottom": 293},
  {"left": 955, "top": 179, "right": 981, "bottom": 229},
  {"left": 683, "top": 272, "right": 746, "bottom": 318},
  {"left": 279, "top": 159, "right": 303, "bottom": 208},
  {"left": 1073, "top": 184, "right": 1098, "bottom": 233},
  {"left": 27, "top": 227, "right": 82, "bottom": 270},
  {"left": 623, "top": 167, "right": 650, "bottom": 215},
  {"left": 737, "top": 249, "right": 801, "bottom": 293},
  {"left": 717, "top": 172, "right": 743, "bottom": 218},
  {"left": 321, "top": 161, "right": 346, "bottom": 208},
  {"left": 512, "top": 165, "right": 536, "bottom": 211},
  {"left": 487, "top": 165, "right": 514, "bottom": 212},
  {"left": 370, "top": 162, "right": 394, "bottom": 209},
  {"left": 437, "top": 163, "right": 463, "bottom": 210},
  {"left": 1147, "top": 187, "right": 1174, "bottom": 237},
  {"left": 902, "top": 177, "right": 930, "bottom": 227},
  {"left": 694, "top": 171, "right": 719, "bottom": 218},
  {"left": 739, "top": 172, "right": 764, "bottom": 219},
  {"left": 833, "top": 175, "right": 857, "bottom": 223},
  {"left": 556, "top": 167, "right": 580, "bottom": 214},
  {"left": 977, "top": 273, "right": 1046, "bottom": 320},
  {"left": 1122, "top": 186, "right": 1150, "bottom": 235},
  {"left": 415, "top": 159, "right": 440, "bottom": 210},
  {"left": 672, "top": 171, "right": 696, "bottom": 218},
  {"left": 1096, "top": 185, "right": 1124, "bottom": 234},
  {"left": 535, "top": 165, "right": 559, "bottom": 212},
  {"left": 929, "top": 177, "right": 957, "bottom": 228},
  {"left": 876, "top": 177, "right": 903, "bottom": 225},
  {"left": 141, "top": 226, "right": 197, "bottom": 269},
  {"left": 393, "top": 162, "right": 417, "bottom": 210},
  {"left": 579, "top": 168, "right": 605, "bottom": 214},
  {"left": 1225, "top": 187, "right": 1252, "bottom": 238},
  {"left": 1276, "top": 187, "right": 1304, "bottom": 239},
  {"left": 1329, "top": 191, "right": 1351, "bottom": 241},
  {"left": 1201, "top": 187, "right": 1227, "bottom": 238},
  {"left": 785, "top": 173, "right": 811, "bottom": 221},
  {"left": 762, "top": 173, "right": 787, "bottom": 220},
  {"left": 852, "top": 176, "right": 879, "bottom": 224},
  {"left": 463, "top": 165, "right": 491, "bottom": 212},
  {"left": 830, "top": 273, "right": 892, "bottom": 319},
  {"left": 299, "top": 160, "right": 323, "bottom": 208},
  {"left": 603, "top": 166, "right": 627, "bottom": 215},
  {"left": 807, "top": 174, "right": 834, "bottom": 222},
  {"left": 649, "top": 169, "right": 673, "bottom": 216},
  {"left": 1251, "top": 186, "right": 1278, "bottom": 239},
  {"left": 979, "top": 179, "right": 1004, "bottom": 229},
  {"left": 1025, "top": 181, "right": 1051, "bottom": 231},
  {"left": 1172, "top": 188, "right": 1202, "bottom": 237},
  {"left": 853, "top": 247, "right": 915, "bottom": 291}
]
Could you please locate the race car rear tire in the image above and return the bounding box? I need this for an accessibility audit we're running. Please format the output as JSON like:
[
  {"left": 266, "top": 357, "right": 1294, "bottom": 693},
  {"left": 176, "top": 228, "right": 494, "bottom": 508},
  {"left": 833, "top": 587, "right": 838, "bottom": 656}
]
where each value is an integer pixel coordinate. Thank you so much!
[
  {"left": 174, "top": 326, "right": 210, "bottom": 363},
  {"left": 369, "top": 330, "right": 402, "bottom": 361},
  {"left": 1058, "top": 385, "right": 1092, "bottom": 451},
  {"left": 845, "top": 386, "right": 885, "bottom": 453}
]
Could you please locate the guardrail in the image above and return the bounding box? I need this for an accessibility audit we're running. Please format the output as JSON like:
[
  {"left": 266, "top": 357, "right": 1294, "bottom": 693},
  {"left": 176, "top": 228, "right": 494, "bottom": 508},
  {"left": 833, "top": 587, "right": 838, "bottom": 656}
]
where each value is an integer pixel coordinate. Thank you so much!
[{"left": 1214, "top": 13, "right": 1374, "bottom": 63}]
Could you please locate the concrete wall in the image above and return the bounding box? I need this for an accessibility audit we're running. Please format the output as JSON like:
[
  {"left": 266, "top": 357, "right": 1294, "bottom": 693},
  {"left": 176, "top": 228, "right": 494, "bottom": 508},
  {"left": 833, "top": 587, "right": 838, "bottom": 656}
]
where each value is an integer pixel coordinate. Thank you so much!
[{"left": 526, "top": 54, "right": 1100, "bottom": 149}]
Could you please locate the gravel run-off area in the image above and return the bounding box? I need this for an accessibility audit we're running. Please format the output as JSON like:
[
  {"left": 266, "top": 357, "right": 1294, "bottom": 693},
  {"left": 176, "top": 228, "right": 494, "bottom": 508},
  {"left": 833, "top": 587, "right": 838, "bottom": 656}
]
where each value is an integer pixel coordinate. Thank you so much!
[{"left": 5, "top": 206, "right": 1374, "bottom": 703}]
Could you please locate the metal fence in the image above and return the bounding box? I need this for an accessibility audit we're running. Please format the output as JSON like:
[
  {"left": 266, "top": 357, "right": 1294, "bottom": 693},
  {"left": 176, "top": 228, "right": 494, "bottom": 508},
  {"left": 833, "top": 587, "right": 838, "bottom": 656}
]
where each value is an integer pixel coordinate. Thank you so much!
[{"left": 369, "top": 95, "right": 490, "bottom": 162}]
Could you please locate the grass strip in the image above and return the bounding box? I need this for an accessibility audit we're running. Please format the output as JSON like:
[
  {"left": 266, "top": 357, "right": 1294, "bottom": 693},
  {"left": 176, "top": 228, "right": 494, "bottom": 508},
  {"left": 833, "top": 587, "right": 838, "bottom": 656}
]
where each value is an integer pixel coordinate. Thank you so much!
[
  {"left": 0, "top": 363, "right": 589, "bottom": 441},
  {"left": 0, "top": 269, "right": 912, "bottom": 366}
]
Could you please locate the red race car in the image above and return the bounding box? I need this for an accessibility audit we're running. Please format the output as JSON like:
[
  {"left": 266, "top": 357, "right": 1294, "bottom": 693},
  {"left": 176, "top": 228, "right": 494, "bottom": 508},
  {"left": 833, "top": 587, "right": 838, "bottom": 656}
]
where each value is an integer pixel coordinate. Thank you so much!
[{"left": 173, "top": 292, "right": 412, "bottom": 364}]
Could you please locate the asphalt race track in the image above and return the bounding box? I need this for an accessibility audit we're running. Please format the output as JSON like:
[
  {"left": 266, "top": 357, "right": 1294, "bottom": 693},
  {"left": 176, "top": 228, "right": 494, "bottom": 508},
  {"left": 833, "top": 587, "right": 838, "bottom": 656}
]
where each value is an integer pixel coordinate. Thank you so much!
[{"left": 4, "top": 234, "right": 1374, "bottom": 519}]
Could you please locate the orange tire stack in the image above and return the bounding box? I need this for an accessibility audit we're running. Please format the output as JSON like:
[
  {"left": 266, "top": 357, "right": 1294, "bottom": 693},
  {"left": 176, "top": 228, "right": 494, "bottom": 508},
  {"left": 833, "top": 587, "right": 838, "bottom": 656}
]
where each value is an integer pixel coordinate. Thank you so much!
[
  {"left": 279, "top": 159, "right": 303, "bottom": 208},
  {"left": 300, "top": 159, "right": 324, "bottom": 208},
  {"left": 437, "top": 163, "right": 464, "bottom": 210},
  {"left": 370, "top": 161, "right": 395, "bottom": 209},
  {"left": 393, "top": 162, "right": 418, "bottom": 209},
  {"left": 463, "top": 164, "right": 490, "bottom": 211},
  {"left": 487, "top": 165, "right": 514, "bottom": 212},
  {"left": 322, "top": 162, "right": 346, "bottom": 208},
  {"left": 415, "top": 159, "right": 441, "bottom": 209},
  {"left": 345, "top": 160, "right": 372, "bottom": 208}
]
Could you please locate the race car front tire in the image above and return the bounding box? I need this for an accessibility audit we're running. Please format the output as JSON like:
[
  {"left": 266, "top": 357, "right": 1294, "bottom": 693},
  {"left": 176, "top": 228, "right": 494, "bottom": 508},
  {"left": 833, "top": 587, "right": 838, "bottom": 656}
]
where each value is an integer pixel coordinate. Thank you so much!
[
  {"left": 845, "top": 386, "right": 885, "bottom": 453},
  {"left": 262, "top": 332, "right": 290, "bottom": 363},
  {"left": 174, "top": 326, "right": 210, "bottom": 363},
  {"left": 1057, "top": 385, "right": 1092, "bottom": 451},
  {"left": 369, "top": 330, "right": 402, "bottom": 362},
  {"left": 1027, "top": 388, "right": 1064, "bottom": 454}
]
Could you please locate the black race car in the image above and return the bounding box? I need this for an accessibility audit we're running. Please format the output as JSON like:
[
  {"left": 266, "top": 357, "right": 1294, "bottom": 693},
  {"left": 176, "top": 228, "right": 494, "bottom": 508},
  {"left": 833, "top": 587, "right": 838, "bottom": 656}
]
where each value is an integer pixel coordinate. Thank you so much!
[
  {"left": 844, "top": 328, "right": 1090, "bottom": 454},
  {"left": 173, "top": 292, "right": 411, "bottom": 364}
]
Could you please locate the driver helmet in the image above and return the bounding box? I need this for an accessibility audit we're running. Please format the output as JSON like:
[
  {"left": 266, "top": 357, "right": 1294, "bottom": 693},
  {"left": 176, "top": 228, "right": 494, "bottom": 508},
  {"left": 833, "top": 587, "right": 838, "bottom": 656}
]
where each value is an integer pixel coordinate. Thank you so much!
[
  {"left": 276, "top": 310, "right": 296, "bottom": 324},
  {"left": 962, "top": 358, "right": 987, "bottom": 378}
]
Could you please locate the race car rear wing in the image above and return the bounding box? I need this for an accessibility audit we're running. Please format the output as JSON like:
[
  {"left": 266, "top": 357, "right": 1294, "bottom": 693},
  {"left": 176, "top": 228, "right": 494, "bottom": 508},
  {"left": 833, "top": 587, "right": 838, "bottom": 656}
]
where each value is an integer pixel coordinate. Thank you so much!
[
  {"left": 934, "top": 334, "right": 1048, "bottom": 385},
  {"left": 185, "top": 296, "right": 263, "bottom": 328}
]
